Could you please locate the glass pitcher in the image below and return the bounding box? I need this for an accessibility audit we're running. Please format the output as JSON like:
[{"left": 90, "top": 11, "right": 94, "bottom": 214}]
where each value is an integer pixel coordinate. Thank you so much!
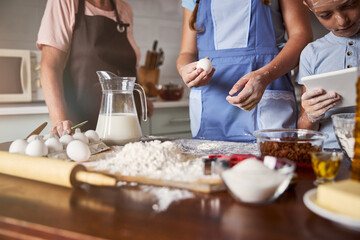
[{"left": 95, "top": 71, "right": 147, "bottom": 145}]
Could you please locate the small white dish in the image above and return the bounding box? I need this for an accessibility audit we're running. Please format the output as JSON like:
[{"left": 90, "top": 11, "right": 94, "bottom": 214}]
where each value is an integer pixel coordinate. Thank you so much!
[{"left": 303, "top": 188, "right": 360, "bottom": 231}]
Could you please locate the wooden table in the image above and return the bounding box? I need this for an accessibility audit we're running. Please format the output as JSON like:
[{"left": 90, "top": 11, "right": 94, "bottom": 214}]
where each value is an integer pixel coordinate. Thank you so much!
[{"left": 0, "top": 141, "right": 359, "bottom": 240}]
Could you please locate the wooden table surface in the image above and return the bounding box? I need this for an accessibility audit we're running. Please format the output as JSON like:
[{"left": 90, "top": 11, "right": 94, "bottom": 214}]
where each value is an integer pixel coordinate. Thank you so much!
[{"left": 0, "top": 141, "right": 359, "bottom": 240}]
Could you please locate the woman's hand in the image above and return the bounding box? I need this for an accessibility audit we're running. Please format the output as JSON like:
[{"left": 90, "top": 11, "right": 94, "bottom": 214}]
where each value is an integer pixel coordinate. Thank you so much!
[
  {"left": 179, "top": 62, "right": 215, "bottom": 88},
  {"left": 301, "top": 88, "right": 341, "bottom": 122},
  {"left": 226, "top": 70, "right": 271, "bottom": 111},
  {"left": 50, "top": 120, "right": 73, "bottom": 137}
]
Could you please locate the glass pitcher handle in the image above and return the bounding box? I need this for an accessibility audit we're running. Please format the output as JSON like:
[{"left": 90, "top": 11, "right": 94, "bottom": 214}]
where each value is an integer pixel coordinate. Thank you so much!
[{"left": 134, "top": 83, "right": 148, "bottom": 122}]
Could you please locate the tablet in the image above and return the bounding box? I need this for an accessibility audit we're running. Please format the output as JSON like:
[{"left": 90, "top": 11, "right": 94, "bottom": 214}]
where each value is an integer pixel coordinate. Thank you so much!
[{"left": 301, "top": 67, "right": 358, "bottom": 108}]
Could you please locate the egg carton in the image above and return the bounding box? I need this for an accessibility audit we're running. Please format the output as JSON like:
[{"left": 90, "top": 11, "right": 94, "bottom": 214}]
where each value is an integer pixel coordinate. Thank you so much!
[{"left": 47, "top": 140, "right": 110, "bottom": 161}]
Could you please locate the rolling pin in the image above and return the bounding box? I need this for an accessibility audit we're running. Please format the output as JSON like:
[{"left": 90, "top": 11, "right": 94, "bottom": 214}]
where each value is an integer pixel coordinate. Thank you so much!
[{"left": 0, "top": 151, "right": 116, "bottom": 188}]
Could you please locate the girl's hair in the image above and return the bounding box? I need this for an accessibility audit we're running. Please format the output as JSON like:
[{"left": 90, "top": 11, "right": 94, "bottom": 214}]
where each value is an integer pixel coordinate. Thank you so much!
[{"left": 189, "top": 0, "right": 273, "bottom": 32}]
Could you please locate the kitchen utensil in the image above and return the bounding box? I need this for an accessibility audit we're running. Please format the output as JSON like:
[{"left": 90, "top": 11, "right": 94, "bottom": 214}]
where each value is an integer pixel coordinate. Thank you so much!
[
  {"left": 253, "top": 129, "right": 328, "bottom": 167},
  {"left": 95, "top": 71, "right": 147, "bottom": 145},
  {"left": 70, "top": 120, "right": 88, "bottom": 132},
  {"left": 25, "top": 122, "right": 48, "bottom": 140},
  {"left": 88, "top": 166, "right": 225, "bottom": 193},
  {"left": 0, "top": 151, "right": 116, "bottom": 188}
]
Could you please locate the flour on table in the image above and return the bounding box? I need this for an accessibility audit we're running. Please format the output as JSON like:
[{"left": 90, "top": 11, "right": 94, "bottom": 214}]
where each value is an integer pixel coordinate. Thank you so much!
[
  {"left": 197, "top": 143, "right": 219, "bottom": 151},
  {"left": 140, "top": 186, "right": 194, "bottom": 212},
  {"left": 85, "top": 140, "right": 212, "bottom": 182}
]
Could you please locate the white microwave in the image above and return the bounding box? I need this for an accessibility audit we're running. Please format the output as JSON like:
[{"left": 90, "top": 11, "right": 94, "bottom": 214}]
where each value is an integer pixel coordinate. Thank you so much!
[{"left": 0, "top": 49, "right": 44, "bottom": 103}]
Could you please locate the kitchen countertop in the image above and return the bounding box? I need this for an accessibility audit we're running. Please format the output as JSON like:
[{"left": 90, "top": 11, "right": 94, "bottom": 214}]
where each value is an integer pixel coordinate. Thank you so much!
[
  {"left": 0, "top": 138, "right": 359, "bottom": 240},
  {"left": 0, "top": 99, "right": 189, "bottom": 115}
]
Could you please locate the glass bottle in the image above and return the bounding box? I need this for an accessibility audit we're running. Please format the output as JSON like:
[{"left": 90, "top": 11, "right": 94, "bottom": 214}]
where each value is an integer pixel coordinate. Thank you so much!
[{"left": 352, "top": 65, "right": 360, "bottom": 181}]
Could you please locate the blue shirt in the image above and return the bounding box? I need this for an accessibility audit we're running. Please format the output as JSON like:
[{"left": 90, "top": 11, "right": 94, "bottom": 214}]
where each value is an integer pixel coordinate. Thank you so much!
[
  {"left": 296, "top": 32, "right": 360, "bottom": 148},
  {"left": 181, "top": 0, "right": 287, "bottom": 48}
]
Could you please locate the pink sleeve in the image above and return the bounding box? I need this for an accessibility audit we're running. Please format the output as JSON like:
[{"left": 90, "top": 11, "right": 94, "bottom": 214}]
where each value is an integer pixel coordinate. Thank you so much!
[{"left": 36, "top": 0, "right": 76, "bottom": 53}]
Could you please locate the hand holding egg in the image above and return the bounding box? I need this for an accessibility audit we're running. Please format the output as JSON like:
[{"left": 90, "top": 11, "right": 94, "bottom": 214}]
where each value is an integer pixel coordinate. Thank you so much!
[
  {"left": 196, "top": 58, "right": 213, "bottom": 74},
  {"left": 179, "top": 58, "right": 214, "bottom": 88}
]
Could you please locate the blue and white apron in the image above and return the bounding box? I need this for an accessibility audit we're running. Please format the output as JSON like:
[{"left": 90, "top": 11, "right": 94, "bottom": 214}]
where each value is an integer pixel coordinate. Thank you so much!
[{"left": 190, "top": 0, "right": 297, "bottom": 142}]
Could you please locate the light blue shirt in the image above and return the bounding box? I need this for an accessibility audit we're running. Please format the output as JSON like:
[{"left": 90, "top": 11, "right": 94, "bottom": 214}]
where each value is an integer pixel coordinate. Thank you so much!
[
  {"left": 181, "top": 0, "right": 287, "bottom": 48},
  {"left": 296, "top": 32, "right": 360, "bottom": 148}
]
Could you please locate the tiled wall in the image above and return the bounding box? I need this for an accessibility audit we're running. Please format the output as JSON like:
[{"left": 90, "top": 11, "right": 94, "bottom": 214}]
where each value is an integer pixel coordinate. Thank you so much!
[
  {"left": 127, "top": 0, "right": 184, "bottom": 87},
  {"left": 0, "top": 0, "right": 327, "bottom": 93}
]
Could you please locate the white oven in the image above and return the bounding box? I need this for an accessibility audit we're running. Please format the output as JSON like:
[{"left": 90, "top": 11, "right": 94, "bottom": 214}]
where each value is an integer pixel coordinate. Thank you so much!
[{"left": 0, "top": 49, "right": 44, "bottom": 103}]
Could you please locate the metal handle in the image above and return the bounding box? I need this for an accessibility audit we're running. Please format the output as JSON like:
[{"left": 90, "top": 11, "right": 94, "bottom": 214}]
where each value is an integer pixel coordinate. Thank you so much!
[
  {"left": 134, "top": 83, "right": 148, "bottom": 122},
  {"left": 169, "top": 118, "right": 190, "bottom": 124}
]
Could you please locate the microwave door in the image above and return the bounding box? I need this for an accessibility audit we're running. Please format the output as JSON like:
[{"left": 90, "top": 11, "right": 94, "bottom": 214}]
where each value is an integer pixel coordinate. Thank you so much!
[{"left": 0, "top": 49, "right": 32, "bottom": 102}]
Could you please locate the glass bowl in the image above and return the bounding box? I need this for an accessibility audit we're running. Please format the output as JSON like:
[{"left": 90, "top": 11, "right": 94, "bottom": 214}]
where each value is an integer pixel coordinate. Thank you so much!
[
  {"left": 157, "top": 83, "right": 184, "bottom": 101},
  {"left": 331, "top": 113, "right": 355, "bottom": 160},
  {"left": 253, "top": 129, "right": 328, "bottom": 167},
  {"left": 221, "top": 157, "right": 295, "bottom": 204}
]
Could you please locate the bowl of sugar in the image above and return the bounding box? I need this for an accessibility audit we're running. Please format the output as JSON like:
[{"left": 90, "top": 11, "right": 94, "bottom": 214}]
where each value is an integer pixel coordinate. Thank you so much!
[{"left": 221, "top": 156, "right": 295, "bottom": 204}]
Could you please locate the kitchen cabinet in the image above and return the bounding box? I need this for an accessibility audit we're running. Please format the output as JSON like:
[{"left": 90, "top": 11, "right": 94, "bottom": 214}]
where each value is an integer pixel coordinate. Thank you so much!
[
  {"left": 141, "top": 99, "right": 192, "bottom": 138},
  {"left": 0, "top": 103, "right": 50, "bottom": 142},
  {"left": 0, "top": 100, "right": 191, "bottom": 143}
]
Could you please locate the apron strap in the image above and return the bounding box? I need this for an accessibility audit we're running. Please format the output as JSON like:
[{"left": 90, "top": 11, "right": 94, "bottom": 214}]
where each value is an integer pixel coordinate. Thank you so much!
[
  {"left": 109, "top": 0, "right": 130, "bottom": 33},
  {"left": 74, "top": 0, "right": 86, "bottom": 29}
]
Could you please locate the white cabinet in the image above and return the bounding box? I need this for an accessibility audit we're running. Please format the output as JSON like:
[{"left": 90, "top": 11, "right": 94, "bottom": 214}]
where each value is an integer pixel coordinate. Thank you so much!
[
  {"left": 0, "top": 100, "right": 192, "bottom": 143},
  {"left": 141, "top": 100, "right": 192, "bottom": 138},
  {"left": 0, "top": 103, "right": 50, "bottom": 142}
]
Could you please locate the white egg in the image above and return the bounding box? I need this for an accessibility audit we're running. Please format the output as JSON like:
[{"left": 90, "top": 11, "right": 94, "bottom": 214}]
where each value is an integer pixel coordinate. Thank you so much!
[
  {"left": 25, "top": 139, "right": 48, "bottom": 157},
  {"left": 59, "top": 134, "right": 74, "bottom": 147},
  {"left": 45, "top": 137, "right": 63, "bottom": 153},
  {"left": 85, "top": 130, "right": 100, "bottom": 143},
  {"left": 72, "top": 129, "right": 89, "bottom": 144},
  {"left": 43, "top": 133, "right": 59, "bottom": 141},
  {"left": 196, "top": 58, "right": 213, "bottom": 74},
  {"left": 9, "top": 139, "right": 28, "bottom": 154},
  {"left": 66, "top": 140, "right": 91, "bottom": 162}
]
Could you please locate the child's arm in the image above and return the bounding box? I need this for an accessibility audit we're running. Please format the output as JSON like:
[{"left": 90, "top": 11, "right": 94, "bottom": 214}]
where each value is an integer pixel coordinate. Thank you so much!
[
  {"left": 298, "top": 86, "right": 341, "bottom": 130},
  {"left": 176, "top": 8, "right": 215, "bottom": 88}
]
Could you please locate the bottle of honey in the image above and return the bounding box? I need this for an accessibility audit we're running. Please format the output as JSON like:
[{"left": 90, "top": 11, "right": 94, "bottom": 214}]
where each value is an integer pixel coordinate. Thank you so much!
[{"left": 352, "top": 68, "right": 360, "bottom": 181}]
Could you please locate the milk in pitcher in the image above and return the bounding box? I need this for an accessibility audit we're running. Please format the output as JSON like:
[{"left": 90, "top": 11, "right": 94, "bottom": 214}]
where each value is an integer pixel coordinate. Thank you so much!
[{"left": 96, "top": 113, "right": 142, "bottom": 145}]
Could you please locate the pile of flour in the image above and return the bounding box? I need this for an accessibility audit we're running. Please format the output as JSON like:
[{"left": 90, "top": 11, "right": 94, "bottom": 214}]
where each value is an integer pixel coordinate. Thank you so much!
[
  {"left": 140, "top": 186, "right": 194, "bottom": 212},
  {"left": 85, "top": 140, "right": 209, "bottom": 182}
]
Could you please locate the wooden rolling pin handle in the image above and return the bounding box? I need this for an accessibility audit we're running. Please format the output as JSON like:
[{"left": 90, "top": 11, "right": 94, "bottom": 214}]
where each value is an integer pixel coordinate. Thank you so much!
[{"left": 75, "top": 171, "right": 117, "bottom": 187}]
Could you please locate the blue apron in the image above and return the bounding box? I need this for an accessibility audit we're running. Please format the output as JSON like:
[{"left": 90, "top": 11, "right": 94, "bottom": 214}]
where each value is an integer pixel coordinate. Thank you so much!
[{"left": 190, "top": 0, "right": 297, "bottom": 142}]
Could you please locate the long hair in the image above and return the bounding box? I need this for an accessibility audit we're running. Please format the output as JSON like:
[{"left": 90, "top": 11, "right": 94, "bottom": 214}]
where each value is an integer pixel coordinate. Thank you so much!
[{"left": 189, "top": 0, "right": 273, "bottom": 32}]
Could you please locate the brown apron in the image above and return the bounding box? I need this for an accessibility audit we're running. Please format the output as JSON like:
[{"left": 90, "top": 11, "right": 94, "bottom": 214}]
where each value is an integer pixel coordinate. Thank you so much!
[{"left": 63, "top": 0, "right": 137, "bottom": 131}]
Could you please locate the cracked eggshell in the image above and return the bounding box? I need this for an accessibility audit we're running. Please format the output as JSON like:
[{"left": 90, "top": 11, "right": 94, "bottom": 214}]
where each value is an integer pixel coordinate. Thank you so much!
[
  {"left": 196, "top": 58, "right": 212, "bottom": 74},
  {"left": 25, "top": 139, "right": 48, "bottom": 157},
  {"left": 27, "top": 134, "right": 42, "bottom": 143},
  {"left": 85, "top": 130, "right": 100, "bottom": 143},
  {"left": 45, "top": 137, "right": 63, "bottom": 153},
  {"left": 72, "top": 129, "right": 89, "bottom": 144},
  {"left": 9, "top": 139, "right": 28, "bottom": 154},
  {"left": 66, "top": 140, "right": 91, "bottom": 162}
]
